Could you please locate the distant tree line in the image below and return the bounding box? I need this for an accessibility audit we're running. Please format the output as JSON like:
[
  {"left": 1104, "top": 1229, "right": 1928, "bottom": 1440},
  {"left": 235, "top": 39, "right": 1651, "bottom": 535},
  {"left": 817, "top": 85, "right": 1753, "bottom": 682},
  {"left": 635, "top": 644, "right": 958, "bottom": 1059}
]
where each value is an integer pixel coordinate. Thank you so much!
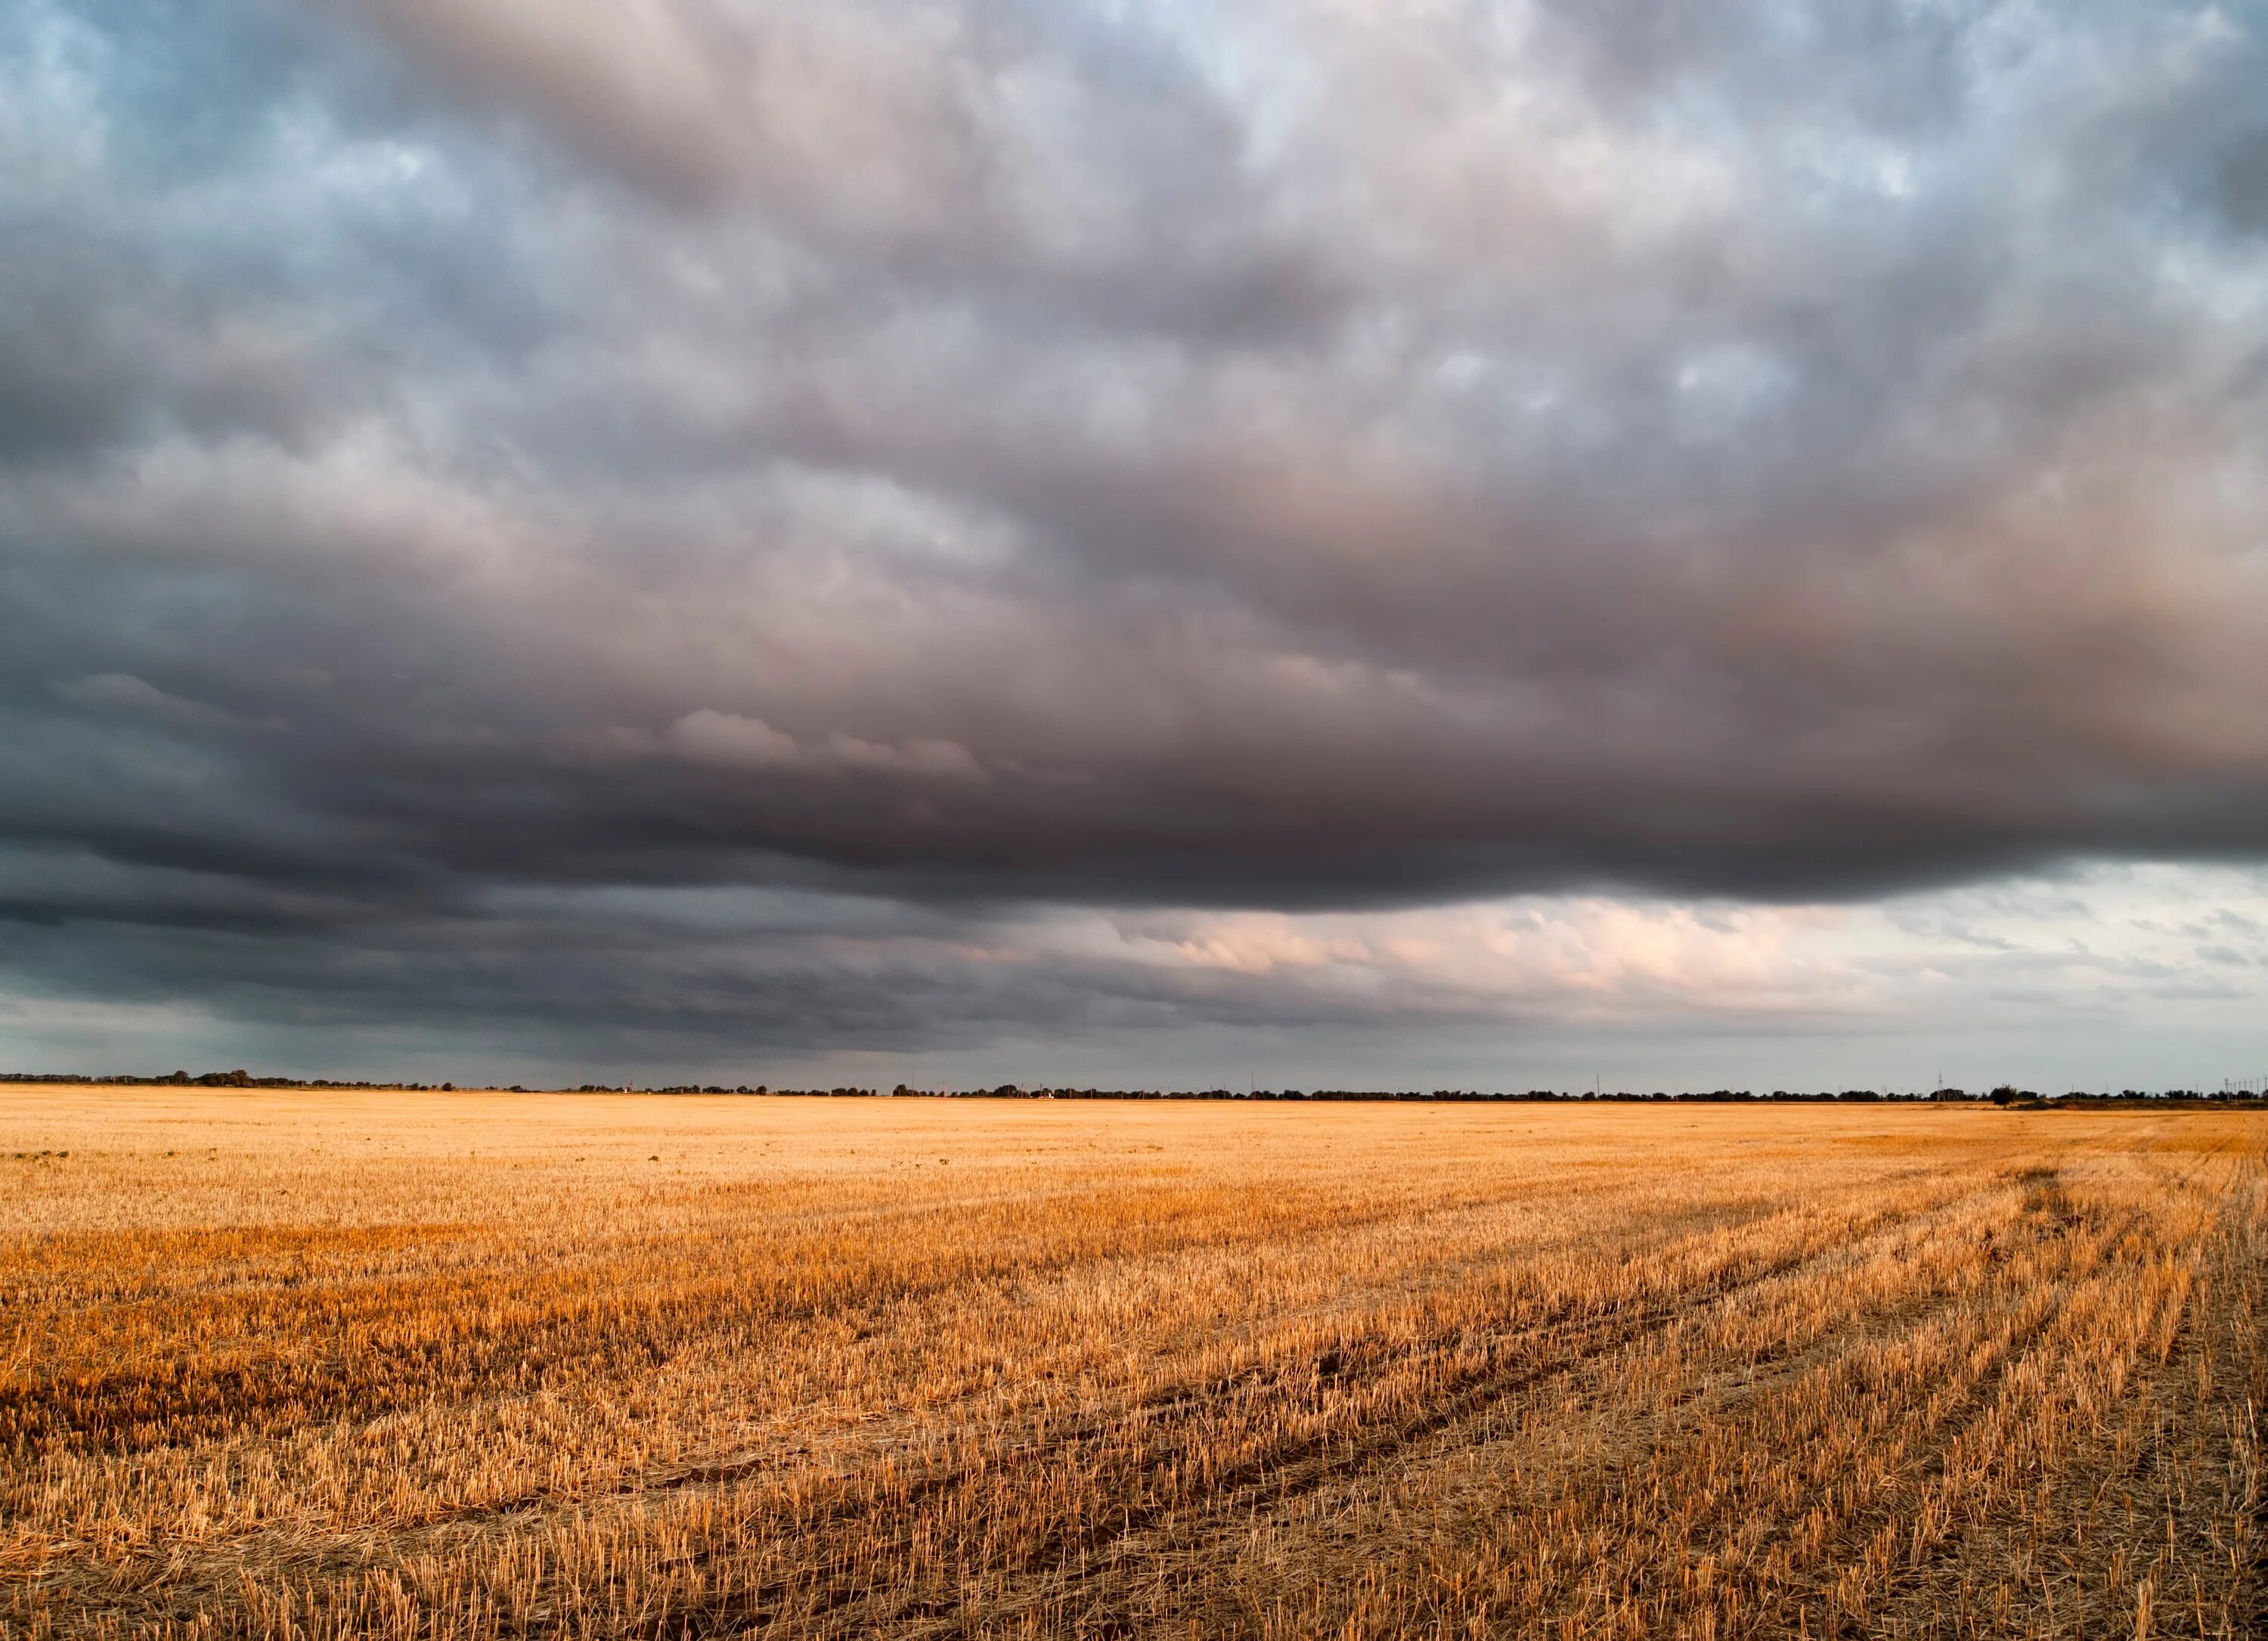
[
  {"left": 7, "top": 1072, "right": 2260, "bottom": 1106},
  {"left": 860, "top": 1084, "right": 2262, "bottom": 1106}
]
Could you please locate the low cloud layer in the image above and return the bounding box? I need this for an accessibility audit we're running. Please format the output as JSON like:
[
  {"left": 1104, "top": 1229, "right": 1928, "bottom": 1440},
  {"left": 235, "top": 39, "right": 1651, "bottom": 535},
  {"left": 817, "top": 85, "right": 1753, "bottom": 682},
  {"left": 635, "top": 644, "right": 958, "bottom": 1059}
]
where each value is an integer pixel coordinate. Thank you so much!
[{"left": 3, "top": 1, "right": 2266, "bottom": 1075}]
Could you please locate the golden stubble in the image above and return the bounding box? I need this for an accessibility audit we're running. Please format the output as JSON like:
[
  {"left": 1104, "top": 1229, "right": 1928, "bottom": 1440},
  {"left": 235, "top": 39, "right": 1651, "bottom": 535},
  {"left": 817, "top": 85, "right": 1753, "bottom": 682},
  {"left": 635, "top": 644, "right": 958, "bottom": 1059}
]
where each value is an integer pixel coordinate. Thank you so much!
[{"left": 0, "top": 1089, "right": 2259, "bottom": 1638}]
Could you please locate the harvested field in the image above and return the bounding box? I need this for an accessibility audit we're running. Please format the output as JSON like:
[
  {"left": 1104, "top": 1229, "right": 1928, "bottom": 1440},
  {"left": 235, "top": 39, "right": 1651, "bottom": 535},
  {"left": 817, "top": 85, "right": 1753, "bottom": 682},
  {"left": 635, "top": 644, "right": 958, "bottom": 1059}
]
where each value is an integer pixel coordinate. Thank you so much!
[{"left": 1, "top": 1089, "right": 2260, "bottom": 1639}]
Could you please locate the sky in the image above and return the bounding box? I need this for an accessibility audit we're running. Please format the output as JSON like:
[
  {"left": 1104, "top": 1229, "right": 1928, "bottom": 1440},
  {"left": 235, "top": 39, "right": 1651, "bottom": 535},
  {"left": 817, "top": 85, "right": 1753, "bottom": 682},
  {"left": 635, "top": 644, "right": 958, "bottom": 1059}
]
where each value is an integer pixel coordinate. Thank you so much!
[{"left": 3, "top": 0, "right": 2267, "bottom": 1091}]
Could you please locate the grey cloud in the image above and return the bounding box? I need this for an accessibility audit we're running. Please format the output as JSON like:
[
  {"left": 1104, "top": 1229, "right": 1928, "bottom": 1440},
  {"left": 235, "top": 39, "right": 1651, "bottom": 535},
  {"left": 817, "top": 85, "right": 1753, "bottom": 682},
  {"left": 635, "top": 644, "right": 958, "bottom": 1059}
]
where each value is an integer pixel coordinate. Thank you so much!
[
  {"left": 0, "top": 858, "right": 1542, "bottom": 1070},
  {"left": 3, "top": 0, "right": 2267, "bottom": 1062},
  {"left": 323, "top": 0, "right": 981, "bottom": 212},
  {"left": 2212, "top": 127, "right": 2268, "bottom": 235},
  {"left": 53, "top": 673, "right": 251, "bottom": 732}
]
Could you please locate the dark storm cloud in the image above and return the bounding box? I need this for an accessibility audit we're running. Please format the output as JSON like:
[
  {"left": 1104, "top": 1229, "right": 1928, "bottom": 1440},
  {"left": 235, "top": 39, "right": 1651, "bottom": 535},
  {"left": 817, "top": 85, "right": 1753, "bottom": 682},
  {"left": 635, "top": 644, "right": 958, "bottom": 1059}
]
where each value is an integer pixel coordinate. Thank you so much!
[{"left": 4, "top": 0, "right": 2268, "bottom": 1056}]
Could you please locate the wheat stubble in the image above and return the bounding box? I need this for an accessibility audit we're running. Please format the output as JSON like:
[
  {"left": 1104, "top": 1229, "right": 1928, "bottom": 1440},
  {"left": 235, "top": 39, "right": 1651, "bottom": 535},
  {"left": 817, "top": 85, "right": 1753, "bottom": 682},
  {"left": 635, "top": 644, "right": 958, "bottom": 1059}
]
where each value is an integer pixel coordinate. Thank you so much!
[{"left": 0, "top": 1091, "right": 2257, "bottom": 1638}]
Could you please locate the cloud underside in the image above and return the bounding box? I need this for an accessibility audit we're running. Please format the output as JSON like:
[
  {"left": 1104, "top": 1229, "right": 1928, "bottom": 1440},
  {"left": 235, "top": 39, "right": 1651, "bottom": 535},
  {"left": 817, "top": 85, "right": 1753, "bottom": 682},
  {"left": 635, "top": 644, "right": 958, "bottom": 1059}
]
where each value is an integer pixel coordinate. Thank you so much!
[{"left": 2, "top": 0, "right": 2267, "bottom": 1059}]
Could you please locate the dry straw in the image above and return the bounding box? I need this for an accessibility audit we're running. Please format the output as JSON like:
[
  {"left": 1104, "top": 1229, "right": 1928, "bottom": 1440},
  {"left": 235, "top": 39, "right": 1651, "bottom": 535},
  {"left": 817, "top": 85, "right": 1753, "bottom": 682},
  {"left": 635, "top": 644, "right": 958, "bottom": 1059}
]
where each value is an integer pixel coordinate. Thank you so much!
[{"left": 0, "top": 1090, "right": 2258, "bottom": 1637}]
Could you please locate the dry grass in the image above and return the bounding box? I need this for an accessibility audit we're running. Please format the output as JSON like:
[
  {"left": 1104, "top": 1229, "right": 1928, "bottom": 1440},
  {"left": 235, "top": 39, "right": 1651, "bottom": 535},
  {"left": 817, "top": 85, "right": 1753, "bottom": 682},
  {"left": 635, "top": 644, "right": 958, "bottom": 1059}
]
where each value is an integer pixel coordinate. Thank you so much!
[{"left": 0, "top": 1089, "right": 2259, "bottom": 1639}]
